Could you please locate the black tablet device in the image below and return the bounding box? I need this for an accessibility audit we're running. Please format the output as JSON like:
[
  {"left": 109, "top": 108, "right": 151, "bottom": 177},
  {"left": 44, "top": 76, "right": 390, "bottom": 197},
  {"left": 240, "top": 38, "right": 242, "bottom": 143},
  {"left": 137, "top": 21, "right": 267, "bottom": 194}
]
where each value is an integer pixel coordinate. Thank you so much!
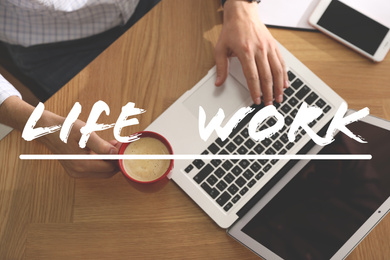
[{"left": 228, "top": 112, "right": 390, "bottom": 259}]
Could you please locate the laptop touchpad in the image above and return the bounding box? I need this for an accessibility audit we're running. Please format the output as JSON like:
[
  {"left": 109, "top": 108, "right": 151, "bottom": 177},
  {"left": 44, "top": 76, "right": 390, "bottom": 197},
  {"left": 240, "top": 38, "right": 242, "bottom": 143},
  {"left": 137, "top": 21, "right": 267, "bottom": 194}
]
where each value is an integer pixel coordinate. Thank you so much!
[{"left": 183, "top": 72, "right": 250, "bottom": 123}]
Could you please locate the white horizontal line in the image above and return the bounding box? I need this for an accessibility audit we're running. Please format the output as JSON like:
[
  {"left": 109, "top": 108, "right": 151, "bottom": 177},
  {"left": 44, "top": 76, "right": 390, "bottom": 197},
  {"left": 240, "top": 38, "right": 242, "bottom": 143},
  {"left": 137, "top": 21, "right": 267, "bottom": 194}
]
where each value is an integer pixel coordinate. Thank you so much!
[{"left": 19, "top": 154, "right": 372, "bottom": 160}]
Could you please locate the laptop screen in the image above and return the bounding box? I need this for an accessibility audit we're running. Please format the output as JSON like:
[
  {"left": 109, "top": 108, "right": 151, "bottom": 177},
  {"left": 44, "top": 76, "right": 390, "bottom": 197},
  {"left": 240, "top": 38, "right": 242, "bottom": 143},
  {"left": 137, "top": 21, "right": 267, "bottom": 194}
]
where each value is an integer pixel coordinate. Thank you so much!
[{"left": 240, "top": 120, "right": 390, "bottom": 260}]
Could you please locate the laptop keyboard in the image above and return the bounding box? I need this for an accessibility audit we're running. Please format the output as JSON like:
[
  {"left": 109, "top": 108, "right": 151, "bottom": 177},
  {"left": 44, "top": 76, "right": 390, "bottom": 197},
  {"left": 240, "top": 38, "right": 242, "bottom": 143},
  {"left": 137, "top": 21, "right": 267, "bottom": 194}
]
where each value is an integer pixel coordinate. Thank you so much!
[{"left": 183, "top": 70, "right": 332, "bottom": 212}]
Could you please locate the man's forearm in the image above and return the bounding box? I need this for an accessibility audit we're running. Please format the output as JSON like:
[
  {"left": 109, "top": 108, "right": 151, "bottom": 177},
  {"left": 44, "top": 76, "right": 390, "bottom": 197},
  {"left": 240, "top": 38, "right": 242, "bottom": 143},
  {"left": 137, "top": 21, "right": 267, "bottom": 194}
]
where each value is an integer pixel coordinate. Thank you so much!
[
  {"left": 0, "top": 96, "right": 35, "bottom": 131},
  {"left": 0, "top": 96, "right": 63, "bottom": 132}
]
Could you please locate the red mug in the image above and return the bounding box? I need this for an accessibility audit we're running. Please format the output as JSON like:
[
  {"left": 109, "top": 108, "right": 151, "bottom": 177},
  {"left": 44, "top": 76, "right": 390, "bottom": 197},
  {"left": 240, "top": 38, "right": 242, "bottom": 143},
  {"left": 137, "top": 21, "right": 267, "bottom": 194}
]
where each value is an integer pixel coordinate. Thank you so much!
[{"left": 118, "top": 131, "right": 174, "bottom": 185}]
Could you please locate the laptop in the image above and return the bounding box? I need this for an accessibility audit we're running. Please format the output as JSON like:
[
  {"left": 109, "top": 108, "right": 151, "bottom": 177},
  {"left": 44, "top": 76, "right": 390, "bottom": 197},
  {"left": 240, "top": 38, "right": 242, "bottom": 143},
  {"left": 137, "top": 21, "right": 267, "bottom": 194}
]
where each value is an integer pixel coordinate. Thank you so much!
[
  {"left": 146, "top": 42, "right": 344, "bottom": 227},
  {"left": 145, "top": 42, "right": 390, "bottom": 258}
]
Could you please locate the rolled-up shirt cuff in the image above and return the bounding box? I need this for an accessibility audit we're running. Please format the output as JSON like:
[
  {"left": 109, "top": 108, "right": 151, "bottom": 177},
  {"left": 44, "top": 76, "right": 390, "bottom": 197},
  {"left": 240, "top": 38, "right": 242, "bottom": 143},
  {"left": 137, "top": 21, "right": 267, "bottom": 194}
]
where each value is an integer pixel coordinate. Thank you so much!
[{"left": 0, "top": 74, "right": 22, "bottom": 106}]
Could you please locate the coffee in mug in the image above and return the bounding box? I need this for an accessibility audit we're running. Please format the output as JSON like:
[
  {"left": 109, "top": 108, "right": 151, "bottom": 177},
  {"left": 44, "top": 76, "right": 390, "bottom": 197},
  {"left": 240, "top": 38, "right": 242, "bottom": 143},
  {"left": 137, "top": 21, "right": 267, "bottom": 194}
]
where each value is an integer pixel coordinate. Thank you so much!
[{"left": 119, "top": 131, "right": 173, "bottom": 184}]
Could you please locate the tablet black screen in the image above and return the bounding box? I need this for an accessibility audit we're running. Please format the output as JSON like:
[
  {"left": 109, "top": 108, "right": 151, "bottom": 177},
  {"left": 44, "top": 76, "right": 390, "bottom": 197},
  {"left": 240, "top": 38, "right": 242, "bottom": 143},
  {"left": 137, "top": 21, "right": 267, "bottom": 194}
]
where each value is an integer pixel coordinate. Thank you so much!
[{"left": 241, "top": 121, "right": 390, "bottom": 260}]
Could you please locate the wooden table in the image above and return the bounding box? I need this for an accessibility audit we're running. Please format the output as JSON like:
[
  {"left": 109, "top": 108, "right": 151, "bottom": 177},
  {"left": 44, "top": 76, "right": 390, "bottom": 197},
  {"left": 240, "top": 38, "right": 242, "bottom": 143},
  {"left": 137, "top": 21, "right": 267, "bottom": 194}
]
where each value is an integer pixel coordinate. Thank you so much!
[{"left": 1, "top": 1, "right": 389, "bottom": 259}]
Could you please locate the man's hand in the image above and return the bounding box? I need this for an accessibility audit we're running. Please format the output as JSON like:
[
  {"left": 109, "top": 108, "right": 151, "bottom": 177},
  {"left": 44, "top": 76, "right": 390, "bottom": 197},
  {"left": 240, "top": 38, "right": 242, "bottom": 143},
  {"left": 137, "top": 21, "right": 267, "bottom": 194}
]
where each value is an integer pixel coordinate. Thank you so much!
[
  {"left": 41, "top": 117, "right": 121, "bottom": 178},
  {"left": 215, "top": 0, "right": 289, "bottom": 106}
]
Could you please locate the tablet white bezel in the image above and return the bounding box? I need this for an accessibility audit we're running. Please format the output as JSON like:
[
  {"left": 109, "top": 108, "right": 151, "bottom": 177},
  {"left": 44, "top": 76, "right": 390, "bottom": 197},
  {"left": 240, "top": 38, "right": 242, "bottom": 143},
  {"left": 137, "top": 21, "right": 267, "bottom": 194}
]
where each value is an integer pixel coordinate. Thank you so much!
[
  {"left": 228, "top": 112, "right": 390, "bottom": 260},
  {"left": 309, "top": 0, "right": 390, "bottom": 62}
]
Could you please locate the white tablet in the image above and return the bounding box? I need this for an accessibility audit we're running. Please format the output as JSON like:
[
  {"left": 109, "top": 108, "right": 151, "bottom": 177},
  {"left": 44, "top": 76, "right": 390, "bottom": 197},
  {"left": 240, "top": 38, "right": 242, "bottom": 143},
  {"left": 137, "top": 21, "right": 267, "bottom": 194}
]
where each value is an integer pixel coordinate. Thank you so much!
[
  {"left": 228, "top": 112, "right": 390, "bottom": 259},
  {"left": 309, "top": 0, "right": 390, "bottom": 62}
]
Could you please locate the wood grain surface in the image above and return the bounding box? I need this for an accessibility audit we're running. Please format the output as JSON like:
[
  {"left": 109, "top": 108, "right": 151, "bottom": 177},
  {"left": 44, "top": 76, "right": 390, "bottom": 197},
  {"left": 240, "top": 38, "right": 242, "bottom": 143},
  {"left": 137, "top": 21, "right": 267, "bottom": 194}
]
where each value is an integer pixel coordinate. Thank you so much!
[{"left": 1, "top": 1, "right": 389, "bottom": 259}]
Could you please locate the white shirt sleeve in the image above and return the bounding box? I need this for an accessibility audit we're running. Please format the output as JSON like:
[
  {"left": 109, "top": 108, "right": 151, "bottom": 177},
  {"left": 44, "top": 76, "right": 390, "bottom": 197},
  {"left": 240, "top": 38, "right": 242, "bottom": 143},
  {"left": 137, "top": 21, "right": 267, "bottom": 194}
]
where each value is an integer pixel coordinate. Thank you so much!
[{"left": 0, "top": 74, "right": 22, "bottom": 106}]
